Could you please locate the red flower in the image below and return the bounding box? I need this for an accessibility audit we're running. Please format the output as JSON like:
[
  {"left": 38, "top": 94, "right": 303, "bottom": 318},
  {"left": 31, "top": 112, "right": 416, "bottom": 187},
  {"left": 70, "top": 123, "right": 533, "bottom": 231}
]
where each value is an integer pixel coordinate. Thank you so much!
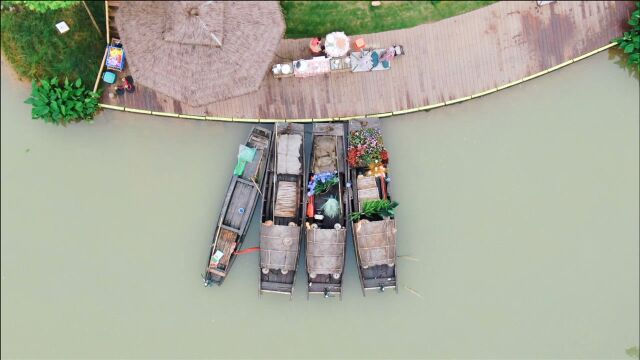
[
  {"left": 381, "top": 149, "right": 389, "bottom": 162},
  {"left": 347, "top": 148, "right": 358, "bottom": 167}
]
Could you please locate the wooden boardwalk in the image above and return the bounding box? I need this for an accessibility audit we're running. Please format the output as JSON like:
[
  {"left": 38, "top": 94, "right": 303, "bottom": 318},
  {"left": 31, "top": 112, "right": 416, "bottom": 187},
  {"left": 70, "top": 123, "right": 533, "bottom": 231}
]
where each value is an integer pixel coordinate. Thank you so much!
[{"left": 98, "top": 1, "right": 634, "bottom": 120}]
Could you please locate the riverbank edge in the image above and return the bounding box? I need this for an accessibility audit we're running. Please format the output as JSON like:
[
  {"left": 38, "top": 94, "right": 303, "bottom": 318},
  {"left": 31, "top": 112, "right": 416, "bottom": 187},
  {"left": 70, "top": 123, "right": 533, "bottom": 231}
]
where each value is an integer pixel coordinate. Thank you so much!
[{"left": 95, "top": 42, "right": 618, "bottom": 123}]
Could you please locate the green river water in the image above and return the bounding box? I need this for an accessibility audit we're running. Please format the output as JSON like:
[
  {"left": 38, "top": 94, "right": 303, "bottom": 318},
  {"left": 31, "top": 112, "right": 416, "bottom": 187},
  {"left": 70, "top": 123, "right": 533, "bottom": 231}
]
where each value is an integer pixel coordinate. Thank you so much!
[{"left": 1, "top": 52, "right": 638, "bottom": 358}]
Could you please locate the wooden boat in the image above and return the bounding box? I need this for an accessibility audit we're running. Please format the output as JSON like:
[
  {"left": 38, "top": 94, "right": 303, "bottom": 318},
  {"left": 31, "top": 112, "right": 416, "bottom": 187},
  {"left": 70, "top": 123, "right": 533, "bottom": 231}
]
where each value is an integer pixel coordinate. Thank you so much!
[
  {"left": 346, "top": 118, "right": 398, "bottom": 295},
  {"left": 259, "top": 123, "right": 306, "bottom": 297},
  {"left": 203, "top": 126, "right": 272, "bottom": 287},
  {"left": 305, "top": 123, "right": 348, "bottom": 299}
]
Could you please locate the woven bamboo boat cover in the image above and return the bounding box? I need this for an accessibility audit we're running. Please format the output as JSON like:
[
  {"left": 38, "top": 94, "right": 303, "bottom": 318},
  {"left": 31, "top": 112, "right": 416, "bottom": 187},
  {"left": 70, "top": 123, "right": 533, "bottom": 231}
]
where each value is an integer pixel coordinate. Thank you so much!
[
  {"left": 260, "top": 224, "right": 300, "bottom": 271},
  {"left": 306, "top": 228, "right": 346, "bottom": 275},
  {"left": 277, "top": 134, "right": 302, "bottom": 175},
  {"left": 355, "top": 219, "right": 397, "bottom": 267}
]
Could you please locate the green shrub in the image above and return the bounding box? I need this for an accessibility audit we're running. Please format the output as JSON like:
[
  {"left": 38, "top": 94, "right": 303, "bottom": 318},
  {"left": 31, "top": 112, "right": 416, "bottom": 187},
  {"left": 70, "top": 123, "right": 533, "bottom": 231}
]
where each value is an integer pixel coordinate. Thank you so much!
[
  {"left": 612, "top": 2, "right": 640, "bottom": 70},
  {"left": 24, "top": 77, "right": 101, "bottom": 125}
]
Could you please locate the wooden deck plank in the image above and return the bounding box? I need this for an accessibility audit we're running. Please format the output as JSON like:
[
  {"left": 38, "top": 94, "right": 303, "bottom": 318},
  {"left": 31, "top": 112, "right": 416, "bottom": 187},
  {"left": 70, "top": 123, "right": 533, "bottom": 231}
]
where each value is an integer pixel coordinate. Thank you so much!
[{"left": 99, "top": 1, "right": 633, "bottom": 120}]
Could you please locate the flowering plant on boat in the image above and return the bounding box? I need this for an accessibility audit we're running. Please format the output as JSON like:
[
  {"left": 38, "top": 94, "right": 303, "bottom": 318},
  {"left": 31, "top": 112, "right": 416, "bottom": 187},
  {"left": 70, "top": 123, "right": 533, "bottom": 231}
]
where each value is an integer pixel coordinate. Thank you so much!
[
  {"left": 347, "top": 128, "right": 388, "bottom": 168},
  {"left": 308, "top": 171, "right": 338, "bottom": 196}
]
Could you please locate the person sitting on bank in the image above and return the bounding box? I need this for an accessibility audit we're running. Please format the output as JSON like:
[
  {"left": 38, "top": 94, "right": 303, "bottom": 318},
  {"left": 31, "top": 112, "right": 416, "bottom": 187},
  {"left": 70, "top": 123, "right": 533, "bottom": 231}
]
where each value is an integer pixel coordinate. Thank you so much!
[{"left": 310, "top": 37, "right": 323, "bottom": 54}]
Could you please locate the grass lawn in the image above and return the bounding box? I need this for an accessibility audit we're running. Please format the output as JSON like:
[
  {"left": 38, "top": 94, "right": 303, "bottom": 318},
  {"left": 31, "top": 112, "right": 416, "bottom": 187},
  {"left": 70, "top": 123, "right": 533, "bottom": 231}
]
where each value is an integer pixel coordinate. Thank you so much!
[
  {"left": 281, "top": 1, "right": 497, "bottom": 38},
  {"left": 1, "top": 1, "right": 496, "bottom": 85},
  {"left": 1, "top": 2, "right": 105, "bottom": 85}
]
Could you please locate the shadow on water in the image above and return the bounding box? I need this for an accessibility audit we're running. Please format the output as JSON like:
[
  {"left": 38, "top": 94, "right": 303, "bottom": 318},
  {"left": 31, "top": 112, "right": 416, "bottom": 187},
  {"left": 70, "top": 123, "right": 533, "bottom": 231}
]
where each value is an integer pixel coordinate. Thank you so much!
[{"left": 608, "top": 47, "right": 640, "bottom": 80}]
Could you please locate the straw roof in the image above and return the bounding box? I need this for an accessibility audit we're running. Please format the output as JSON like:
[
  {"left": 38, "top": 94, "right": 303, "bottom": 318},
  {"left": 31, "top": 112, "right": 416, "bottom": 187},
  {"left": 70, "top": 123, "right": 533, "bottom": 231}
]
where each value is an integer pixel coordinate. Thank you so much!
[{"left": 115, "top": 1, "right": 284, "bottom": 107}]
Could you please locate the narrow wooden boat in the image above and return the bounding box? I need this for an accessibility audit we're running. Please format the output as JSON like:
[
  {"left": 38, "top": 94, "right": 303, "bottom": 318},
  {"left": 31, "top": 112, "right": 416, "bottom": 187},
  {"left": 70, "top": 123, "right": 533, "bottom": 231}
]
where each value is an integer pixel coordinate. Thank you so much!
[
  {"left": 346, "top": 118, "right": 398, "bottom": 295},
  {"left": 203, "top": 126, "right": 272, "bottom": 287},
  {"left": 305, "top": 123, "right": 348, "bottom": 299},
  {"left": 259, "top": 123, "right": 306, "bottom": 297}
]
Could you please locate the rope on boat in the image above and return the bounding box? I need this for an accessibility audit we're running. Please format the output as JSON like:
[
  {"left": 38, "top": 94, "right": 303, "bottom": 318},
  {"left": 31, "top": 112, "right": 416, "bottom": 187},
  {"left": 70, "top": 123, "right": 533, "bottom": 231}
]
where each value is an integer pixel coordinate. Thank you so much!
[
  {"left": 250, "top": 176, "right": 263, "bottom": 198},
  {"left": 234, "top": 246, "right": 260, "bottom": 255}
]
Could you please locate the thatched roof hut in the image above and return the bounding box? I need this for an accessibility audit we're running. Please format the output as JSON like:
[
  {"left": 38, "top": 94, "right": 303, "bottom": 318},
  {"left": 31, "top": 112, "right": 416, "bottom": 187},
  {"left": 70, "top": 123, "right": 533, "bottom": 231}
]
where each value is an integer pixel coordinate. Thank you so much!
[{"left": 115, "top": 1, "right": 285, "bottom": 107}]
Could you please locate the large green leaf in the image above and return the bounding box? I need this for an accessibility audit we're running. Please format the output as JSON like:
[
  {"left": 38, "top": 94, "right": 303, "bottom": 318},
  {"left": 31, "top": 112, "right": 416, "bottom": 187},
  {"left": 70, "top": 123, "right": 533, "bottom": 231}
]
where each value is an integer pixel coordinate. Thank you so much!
[
  {"left": 624, "top": 43, "right": 635, "bottom": 53},
  {"left": 34, "top": 106, "right": 49, "bottom": 116},
  {"left": 25, "top": 76, "right": 101, "bottom": 125}
]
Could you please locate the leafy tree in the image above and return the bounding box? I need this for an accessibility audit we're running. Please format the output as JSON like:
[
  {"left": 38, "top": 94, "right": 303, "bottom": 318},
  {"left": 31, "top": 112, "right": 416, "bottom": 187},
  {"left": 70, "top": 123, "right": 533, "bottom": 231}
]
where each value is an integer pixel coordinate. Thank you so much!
[
  {"left": 612, "top": 2, "right": 640, "bottom": 70},
  {"left": 25, "top": 77, "right": 101, "bottom": 125}
]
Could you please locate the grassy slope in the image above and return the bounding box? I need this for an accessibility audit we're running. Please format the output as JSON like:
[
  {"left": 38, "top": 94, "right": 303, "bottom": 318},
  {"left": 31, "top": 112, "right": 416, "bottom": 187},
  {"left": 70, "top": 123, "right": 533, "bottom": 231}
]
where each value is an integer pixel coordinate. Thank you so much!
[
  {"left": 1, "top": 1, "right": 106, "bottom": 84},
  {"left": 281, "top": 1, "right": 497, "bottom": 39}
]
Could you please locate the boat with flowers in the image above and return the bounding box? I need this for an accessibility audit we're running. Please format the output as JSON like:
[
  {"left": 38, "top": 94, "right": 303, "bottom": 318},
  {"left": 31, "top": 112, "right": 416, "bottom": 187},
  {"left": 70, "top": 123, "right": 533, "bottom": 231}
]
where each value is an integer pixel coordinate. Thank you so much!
[
  {"left": 203, "top": 126, "right": 272, "bottom": 287},
  {"left": 346, "top": 118, "right": 399, "bottom": 295},
  {"left": 305, "top": 123, "right": 349, "bottom": 299},
  {"left": 259, "top": 123, "right": 306, "bottom": 297}
]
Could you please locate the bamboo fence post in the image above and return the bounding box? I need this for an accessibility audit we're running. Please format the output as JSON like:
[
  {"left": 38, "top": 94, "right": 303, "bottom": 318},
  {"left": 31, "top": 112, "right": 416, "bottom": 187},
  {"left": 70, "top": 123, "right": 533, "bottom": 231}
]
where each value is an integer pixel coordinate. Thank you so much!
[{"left": 82, "top": 1, "right": 103, "bottom": 38}]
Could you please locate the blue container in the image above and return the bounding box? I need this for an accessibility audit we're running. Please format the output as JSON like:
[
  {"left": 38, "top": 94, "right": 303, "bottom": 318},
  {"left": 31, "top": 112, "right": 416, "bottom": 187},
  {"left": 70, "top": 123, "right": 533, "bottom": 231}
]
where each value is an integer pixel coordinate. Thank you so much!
[{"left": 102, "top": 71, "right": 116, "bottom": 84}]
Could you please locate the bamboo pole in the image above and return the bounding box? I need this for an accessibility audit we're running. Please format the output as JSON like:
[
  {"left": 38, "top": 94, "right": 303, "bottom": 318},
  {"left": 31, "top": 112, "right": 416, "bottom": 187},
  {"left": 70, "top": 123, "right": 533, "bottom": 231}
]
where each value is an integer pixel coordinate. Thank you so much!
[
  {"left": 105, "top": 1, "right": 110, "bottom": 43},
  {"left": 82, "top": 1, "right": 103, "bottom": 38},
  {"left": 93, "top": 47, "right": 108, "bottom": 93}
]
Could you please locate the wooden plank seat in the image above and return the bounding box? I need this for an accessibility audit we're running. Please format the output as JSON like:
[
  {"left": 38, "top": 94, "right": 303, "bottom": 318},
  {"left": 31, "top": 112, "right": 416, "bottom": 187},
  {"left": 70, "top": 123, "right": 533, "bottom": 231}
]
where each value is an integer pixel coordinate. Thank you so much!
[
  {"left": 260, "top": 281, "right": 294, "bottom": 293},
  {"left": 354, "top": 219, "right": 396, "bottom": 268},
  {"left": 363, "top": 277, "right": 396, "bottom": 290},
  {"left": 222, "top": 181, "right": 254, "bottom": 231},
  {"left": 260, "top": 223, "right": 300, "bottom": 271}
]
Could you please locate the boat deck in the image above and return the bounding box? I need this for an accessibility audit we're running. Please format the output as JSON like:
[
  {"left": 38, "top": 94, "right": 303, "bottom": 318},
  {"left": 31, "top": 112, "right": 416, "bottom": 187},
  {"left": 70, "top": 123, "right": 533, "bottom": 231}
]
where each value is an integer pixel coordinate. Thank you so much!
[{"left": 98, "top": 1, "right": 633, "bottom": 120}]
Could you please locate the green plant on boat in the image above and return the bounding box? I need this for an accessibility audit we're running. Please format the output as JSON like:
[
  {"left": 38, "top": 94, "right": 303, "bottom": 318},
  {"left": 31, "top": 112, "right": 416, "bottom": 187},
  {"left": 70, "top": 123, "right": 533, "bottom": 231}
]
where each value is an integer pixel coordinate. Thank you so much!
[
  {"left": 321, "top": 197, "right": 341, "bottom": 218},
  {"left": 350, "top": 199, "right": 399, "bottom": 222},
  {"left": 308, "top": 172, "right": 339, "bottom": 196},
  {"left": 612, "top": 2, "right": 640, "bottom": 70},
  {"left": 314, "top": 176, "right": 338, "bottom": 194},
  {"left": 25, "top": 77, "right": 102, "bottom": 125}
]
